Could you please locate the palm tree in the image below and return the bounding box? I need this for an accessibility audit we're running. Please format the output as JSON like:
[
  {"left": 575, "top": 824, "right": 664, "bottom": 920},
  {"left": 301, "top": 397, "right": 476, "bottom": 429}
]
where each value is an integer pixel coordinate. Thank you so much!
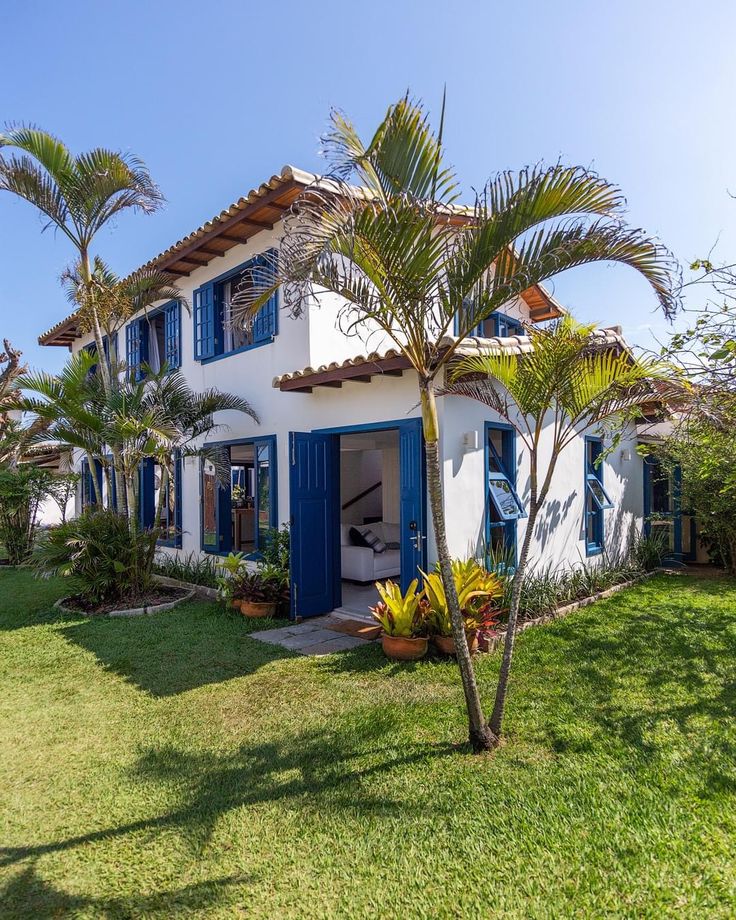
[
  {"left": 0, "top": 126, "right": 164, "bottom": 391},
  {"left": 237, "top": 96, "right": 678, "bottom": 752},
  {"left": 61, "top": 257, "right": 186, "bottom": 351},
  {"left": 446, "top": 317, "right": 670, "bottom": 743},
  {"left": 18, "top": 354, "right": 258, "bottom": 538}
]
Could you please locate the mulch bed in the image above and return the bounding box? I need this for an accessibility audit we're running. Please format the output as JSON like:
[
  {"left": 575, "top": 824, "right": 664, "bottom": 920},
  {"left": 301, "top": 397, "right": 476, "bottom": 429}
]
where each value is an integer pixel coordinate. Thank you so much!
[{"left": 61, "top": 586, "right": 190, "bottom": 616}]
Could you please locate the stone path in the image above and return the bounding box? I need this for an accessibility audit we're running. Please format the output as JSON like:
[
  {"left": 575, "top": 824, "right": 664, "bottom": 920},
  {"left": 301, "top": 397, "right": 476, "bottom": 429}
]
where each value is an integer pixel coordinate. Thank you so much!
[{"left": 250, "top": 614, "right": 378, "bottom": 656}]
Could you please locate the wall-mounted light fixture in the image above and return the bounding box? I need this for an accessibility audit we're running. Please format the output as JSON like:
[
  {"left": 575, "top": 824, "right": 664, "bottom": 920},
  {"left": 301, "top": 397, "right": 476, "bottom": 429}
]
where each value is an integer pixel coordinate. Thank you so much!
[
  {"left": 621, "top": 449, "right": 632, "bottom": 462},
  {"left": 462, "top": 430, "right": 479, "bottom": 452}
]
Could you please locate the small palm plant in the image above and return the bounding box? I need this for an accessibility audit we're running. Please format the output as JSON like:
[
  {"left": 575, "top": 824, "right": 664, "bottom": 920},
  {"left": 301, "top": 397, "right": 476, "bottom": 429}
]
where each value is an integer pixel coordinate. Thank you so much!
[{"left": 446, "top": 315, "right": 672, "bottom": 740}]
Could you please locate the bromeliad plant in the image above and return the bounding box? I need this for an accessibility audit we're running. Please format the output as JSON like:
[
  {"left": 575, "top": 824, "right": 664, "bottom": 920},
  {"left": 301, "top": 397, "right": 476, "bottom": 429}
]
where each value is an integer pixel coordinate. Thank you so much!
[
  {"left": 371, "top": 578, "right": 428, "bottom": 638},
  {"left": 421, "top": 559, "right": 502, "bottom": 637}
]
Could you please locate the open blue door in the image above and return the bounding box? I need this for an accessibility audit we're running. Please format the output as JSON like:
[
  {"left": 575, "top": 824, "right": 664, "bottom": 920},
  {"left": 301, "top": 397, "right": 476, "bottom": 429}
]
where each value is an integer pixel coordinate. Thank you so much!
[
  {"left": 289, "top": 432, "right": 339, "bottom": 618},
  {"left": 399, "top": 419, "right": 427, "bottom": 590}
]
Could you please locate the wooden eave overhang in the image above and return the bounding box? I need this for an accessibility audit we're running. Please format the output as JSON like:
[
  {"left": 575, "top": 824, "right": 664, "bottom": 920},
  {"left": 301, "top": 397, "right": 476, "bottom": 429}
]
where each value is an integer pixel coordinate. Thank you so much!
[
  {"left": 273, "top": 328, "right": 628, "bottom": 393},
  {"left": 39, "top": 165, "right": 563, "bottom": 347},
  {"left": 39, "top": 166, "right": 314, "bottom": 347}
]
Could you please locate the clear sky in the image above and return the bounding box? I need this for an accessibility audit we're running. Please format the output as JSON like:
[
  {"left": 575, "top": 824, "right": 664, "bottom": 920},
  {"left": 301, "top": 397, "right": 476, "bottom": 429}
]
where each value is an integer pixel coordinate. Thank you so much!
[{"left": 1, "top": 0, "right": 734, "bottom": 372}]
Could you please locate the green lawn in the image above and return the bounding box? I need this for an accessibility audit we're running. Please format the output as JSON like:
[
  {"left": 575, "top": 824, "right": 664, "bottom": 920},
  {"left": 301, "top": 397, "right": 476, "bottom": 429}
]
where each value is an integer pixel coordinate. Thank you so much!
[{"left": 1, "top": 570, "right": 735, "bottom": 919}]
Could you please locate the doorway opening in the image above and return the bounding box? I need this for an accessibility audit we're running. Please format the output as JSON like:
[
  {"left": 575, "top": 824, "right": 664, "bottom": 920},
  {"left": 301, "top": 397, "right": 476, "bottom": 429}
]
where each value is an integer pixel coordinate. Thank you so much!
[
  {"left": 289, "top": 418, "right": 426, "bottom": 619},
  {"left": 339, "top": 429, "right": 401, "bottom": 616}
]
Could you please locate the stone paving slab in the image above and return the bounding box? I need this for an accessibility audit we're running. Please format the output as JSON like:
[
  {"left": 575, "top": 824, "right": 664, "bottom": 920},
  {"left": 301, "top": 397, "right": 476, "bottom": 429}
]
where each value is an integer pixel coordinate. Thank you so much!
[
  {"left": 304, "top": 635, "right": 367, "bottom": 655},
  {"left": 250, "top": 615, "right": 378, "bottom": 656}
]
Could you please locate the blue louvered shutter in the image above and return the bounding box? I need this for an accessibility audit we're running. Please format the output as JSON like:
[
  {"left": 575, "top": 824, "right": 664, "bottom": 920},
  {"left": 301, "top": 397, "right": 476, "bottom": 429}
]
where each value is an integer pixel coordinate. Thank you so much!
[
  {"left": 251, "top": 250, "right": 278, "bottom": 343},
  {"left": 139, "top": 458, "right": 155, "bottom": 529},
  {"left": 174, "top": 452, "right": 183, "bottom": 547},
  {"left": 194, "top": 284, "right": 215, "bottom": 359},
  {"left": 164, "top": 301, "right": 181, "bottom": 369},
  {"left": 126, "top": 321, "right": 141, "bottom": 380}
]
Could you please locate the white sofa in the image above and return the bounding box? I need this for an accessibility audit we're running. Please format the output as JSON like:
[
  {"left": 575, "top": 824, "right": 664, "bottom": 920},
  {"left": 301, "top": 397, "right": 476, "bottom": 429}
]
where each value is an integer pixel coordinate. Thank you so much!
[{"left": 340, "top": 522, "right": 401, "bottom": 583}]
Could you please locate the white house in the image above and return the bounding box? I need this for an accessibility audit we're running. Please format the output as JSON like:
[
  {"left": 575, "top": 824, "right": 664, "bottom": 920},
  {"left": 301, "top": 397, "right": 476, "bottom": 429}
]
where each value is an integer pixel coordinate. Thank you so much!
[{"left": 38, "top": 165, "right": 690, "bottom": 617}]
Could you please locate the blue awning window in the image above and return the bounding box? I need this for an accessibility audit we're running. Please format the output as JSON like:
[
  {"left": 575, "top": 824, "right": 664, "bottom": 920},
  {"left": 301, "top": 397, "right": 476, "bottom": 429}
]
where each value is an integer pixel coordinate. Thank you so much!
[{"left": 488, "top": 439, "right": 526, "bottom": 520}]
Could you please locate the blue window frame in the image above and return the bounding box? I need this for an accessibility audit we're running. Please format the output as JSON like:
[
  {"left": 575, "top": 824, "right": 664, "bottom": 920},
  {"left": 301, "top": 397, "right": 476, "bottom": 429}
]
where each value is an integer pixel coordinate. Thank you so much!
[
  {"left": 83, "top": 333, "right": 118, "bottom": 376},
  {"left": 125, "top": 301, "right": 180, "bottom": 380},
  {"left": 485, "top": 422, "right": 524, "bottom": 566},
  {"left": 455, "top": 307, "right": 524, "bottom": 338},
  {"left": 584, "top": 437, "right": 612, "bottom": 556},
  {"left": 201, "top": 435, "right": 277, "bottom": 557},
  {"left": 138, "top": 453, "right": 182, "bottom": 546},
  {"left": 193, "top": 250, "right": 278, "bottom": 363}
]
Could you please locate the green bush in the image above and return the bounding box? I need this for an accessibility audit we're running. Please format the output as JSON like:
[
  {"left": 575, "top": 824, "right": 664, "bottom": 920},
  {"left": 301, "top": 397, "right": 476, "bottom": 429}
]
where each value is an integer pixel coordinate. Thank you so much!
[
  {"left": 34, "top": 509, "right": 158, "bottom": 604},
  {"left": 0, "top": 466, "right": 55, "bottom": 565}
]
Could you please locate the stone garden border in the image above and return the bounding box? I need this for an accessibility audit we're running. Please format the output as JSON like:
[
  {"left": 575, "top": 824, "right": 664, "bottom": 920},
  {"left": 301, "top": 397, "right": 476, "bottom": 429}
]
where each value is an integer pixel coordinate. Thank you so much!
[
  {"left": 152, "top": 573, "right": 218, "bottom": 601},
  {"left": 479, "top": 570, "right": 657, "bottom": 653},
  {"left": 54, "top": 586, "right": 196, "bottom": 618}
]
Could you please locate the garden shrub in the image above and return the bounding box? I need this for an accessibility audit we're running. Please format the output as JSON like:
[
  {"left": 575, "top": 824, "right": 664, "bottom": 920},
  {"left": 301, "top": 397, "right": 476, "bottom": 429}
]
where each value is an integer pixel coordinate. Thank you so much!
[{"left": 34, "top": 508, "right": 158, "bottom": 604}]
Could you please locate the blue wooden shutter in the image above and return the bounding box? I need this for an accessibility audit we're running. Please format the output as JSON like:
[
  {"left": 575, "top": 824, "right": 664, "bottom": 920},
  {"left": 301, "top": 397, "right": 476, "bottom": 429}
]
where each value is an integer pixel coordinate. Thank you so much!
[
  {"left": 174, "top": 453, "right": 183, "bottom": 547},
  {"left": 126, "top": 321, "right": 141, "bottom": 380},
  {"left": 139, "top": 458, "right": 155, "bottom": 528},
  {"left": 194, "top": 283, "right": 215, "bottom": 359},
  {"left": 252, "top": 251, "right": 278, "bottom": 343},
  {"left": 164, "top": 301, "right": 181, "bottom": 369}
]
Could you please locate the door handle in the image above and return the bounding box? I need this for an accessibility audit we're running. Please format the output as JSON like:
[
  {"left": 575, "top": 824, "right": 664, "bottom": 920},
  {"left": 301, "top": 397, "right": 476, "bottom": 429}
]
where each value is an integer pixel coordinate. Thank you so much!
[{"left": 410, "top": 531, "right": 426, "bottom": 550}]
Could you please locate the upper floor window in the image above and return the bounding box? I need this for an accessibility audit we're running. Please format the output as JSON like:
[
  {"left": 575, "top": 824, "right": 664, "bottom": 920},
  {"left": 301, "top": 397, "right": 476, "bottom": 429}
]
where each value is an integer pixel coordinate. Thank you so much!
[
  {"left": 193, "top": 251, "right": 278, "bottom": 362},
  {"left": 125, "top": 301, "right": 181, "bottom": 381},
  {"left": 455, "top": 308, "right": 524, "bottom": 339},
  {"left": 584, "top": 437, "right": 613, "bottom": 556},
  {"left": 83, "top": 333, "right": 117, "bottom": 376}
]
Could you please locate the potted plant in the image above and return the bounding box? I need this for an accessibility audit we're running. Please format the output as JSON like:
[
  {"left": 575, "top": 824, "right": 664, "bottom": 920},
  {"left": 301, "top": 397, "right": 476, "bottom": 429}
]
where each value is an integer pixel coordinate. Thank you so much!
[
  {"left": 232, "top": 484, "right": 246, "bottom": 509},
  {"left": 421, "top": 559, "right": 502, "bottom": 656},
  {"left": 216, "top": 552, "right": 246, "bottom": 608},
  {"left": 235, "top": 569, "right": 280, "bottom": 618},
  {"left": 371, "top": 578, "right": 429, "bottom": 660}
]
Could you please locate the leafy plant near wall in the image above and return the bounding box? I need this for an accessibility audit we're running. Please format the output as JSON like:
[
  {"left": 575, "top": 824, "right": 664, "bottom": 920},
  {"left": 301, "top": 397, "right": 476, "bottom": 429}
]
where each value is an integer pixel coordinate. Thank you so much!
[
  {"left": 153, "top": 551, "right": 220, "bottom": 588},
  {"left": 492, "top": 531, "right": 666, "bottom": 621},
  {"left": 239, "top": 95, "right": 678, "bottom": 752},
  {"left": 445, "top": 316, "right": 672, "bottom": 743}
]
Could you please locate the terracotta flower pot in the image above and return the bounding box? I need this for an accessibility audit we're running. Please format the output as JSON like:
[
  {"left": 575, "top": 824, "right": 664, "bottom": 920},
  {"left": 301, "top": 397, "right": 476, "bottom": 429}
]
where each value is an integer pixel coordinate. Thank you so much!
[
  {"left": 381, "top": 634, "right": 428, "bottom": 661},
  {"left": 433, "top": 630, "right": 478, "bottom": 656},
  {"left": 240, "top": 600, "right": 276, "bottom": 618}
]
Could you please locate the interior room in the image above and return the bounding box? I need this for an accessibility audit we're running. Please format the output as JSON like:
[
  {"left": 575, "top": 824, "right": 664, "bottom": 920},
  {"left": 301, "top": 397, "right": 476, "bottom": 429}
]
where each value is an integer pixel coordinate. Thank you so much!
[
  {"left": 339, "top": 429, "right": 401, "bottom": 615},
  {"left": 231, "top": 442, "right": 257, "bottom": 553}
]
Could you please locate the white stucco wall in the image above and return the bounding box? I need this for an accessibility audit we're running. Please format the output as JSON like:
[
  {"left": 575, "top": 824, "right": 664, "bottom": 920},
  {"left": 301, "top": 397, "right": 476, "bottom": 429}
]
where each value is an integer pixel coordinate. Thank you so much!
[
  {"left": 439, "top": 392, "right": 644, "bottom": 570},
  {"left": 67, "top": 216, "right": 646, "bottom": 575}
]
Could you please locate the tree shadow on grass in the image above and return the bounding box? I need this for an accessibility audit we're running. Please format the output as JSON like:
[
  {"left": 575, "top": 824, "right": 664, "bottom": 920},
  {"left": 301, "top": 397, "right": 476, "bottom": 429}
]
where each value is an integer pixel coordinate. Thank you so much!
[
  {"left": 59, "top": 601, "right": 295, "bottom": 696},
  {"left": 537, "top": 578, "right": 736, "bottom": 793},
  {"left": 1, "top": 863, "right": 251, "bottom": 920},
  {"left": 0, "top": 713, "right": 456, "bottom": 875}
]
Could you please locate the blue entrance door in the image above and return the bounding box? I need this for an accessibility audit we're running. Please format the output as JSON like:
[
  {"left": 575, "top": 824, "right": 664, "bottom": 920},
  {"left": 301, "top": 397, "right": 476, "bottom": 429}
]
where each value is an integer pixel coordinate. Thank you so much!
[
  {"left": 289, "top": 432, "right": 339, "bottom": 618},
  {"left": 399, "top": 420, "right": 427, "bottom": 590}
]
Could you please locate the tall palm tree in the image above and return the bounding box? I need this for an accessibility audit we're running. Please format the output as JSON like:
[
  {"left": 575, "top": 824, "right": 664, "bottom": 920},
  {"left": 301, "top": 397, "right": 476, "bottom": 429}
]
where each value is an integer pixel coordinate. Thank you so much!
[
  {"left": 446, "top": 317, "right": 670, "bottom": 743},
  {"left": 18, "top": 353, "right": 258, "bottom": 538},
  {"left": 237, "top": 96, "right": 678, "bottom": 752},
  {"left": 0, "top": 126, "right": 164, "bottom": 391}
]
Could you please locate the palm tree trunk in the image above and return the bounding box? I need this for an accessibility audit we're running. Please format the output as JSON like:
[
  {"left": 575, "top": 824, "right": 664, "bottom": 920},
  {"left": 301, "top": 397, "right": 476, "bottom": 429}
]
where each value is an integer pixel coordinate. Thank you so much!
[
  {"left": 488, "top": 498, "right": 539, "bottom": 737},
  {"left": 86, "top": 452, "right": 102, "bottom": 506},
  {"left": 420, "top": 381, "right": 494, "bottom": 752}
]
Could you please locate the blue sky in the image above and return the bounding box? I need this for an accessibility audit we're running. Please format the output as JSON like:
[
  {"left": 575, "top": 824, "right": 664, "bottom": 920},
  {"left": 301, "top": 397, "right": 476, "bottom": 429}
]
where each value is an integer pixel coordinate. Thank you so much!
[{"left": 1, "top": 0, "right": 734, "bottom": 372}]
